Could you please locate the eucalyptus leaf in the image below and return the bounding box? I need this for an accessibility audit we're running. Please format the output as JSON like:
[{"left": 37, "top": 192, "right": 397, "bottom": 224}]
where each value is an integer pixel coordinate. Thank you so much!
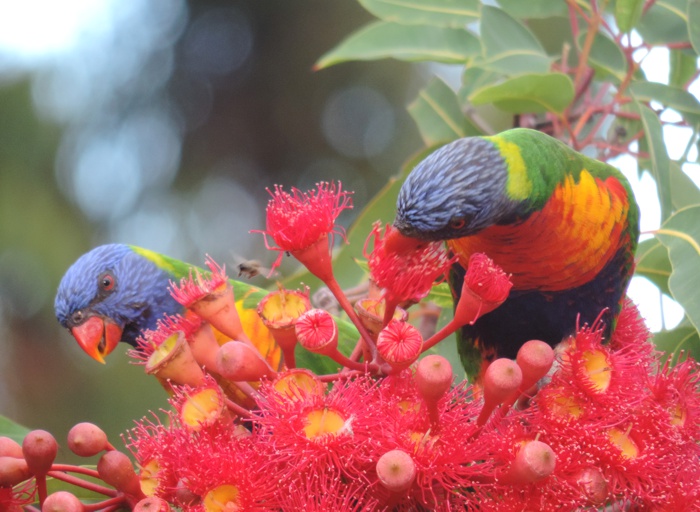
[
  {"left": 469, "top": 72, "right": 574, "bottom": 114},
  {"left": 615, "top": 0, "right": 645, "bottom": 33},
  {"left": 688, "top": 0, "right": 700, "bottom": 54},
  {"left": 636, "top": 101, "right": 672, "bottom": 221},
  {"left": 635, "top": 238, "right": 672, "bottom": 296},
  {"left": 358, "top": 0, "right": 480, "bottom": 27},
  {"left": 670, "top": 161, "right": 700, "bottom": 211},
  {"left": 459, "top": 66, "right": 503, "bottom": 103},
  {"left": 669, "top": 49, "right": 699, "bottom": 88},
  {"left": 655, "top": 205, "right": 700, "bottom": 336},
  {"left": 496, "top": 0, "right": 568, "bottom": 19},
  {"left": 478, "top": 6, "right": 552, "bottom": 74},
  {"left": 629, "top": 81, "right": 700, "bottom": 126},
  {"left": 408, "top": 77, "right": 482, "bottom": 145},
  {"left": 0, "top": 415, "right": 30, "bottom": 443},
  {"left": 315, "top": 21, "right": 480, "bottom": 69},
  {"left": 652, "top": 324, "right": 700, "bottom": 363},
  {"left": 424, "top": 281, "right": 454, "bottom": 309},
  {"left": 636, "top": 0, "right": 690, "bottom": 45},
  {"left": 577, "top": 30, "right": 627, "bottom": 82}
]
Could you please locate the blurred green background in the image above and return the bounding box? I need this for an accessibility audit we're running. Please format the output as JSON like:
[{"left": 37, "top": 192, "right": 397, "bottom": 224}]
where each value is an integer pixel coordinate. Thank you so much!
[{"left": 0, "top": 0, "right": 424, "bottom": 458}]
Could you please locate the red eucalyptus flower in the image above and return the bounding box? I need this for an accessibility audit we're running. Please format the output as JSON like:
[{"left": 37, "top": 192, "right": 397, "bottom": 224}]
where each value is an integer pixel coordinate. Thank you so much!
[{"left": 255, "top": 181, "right": 352, "bottom": 276}]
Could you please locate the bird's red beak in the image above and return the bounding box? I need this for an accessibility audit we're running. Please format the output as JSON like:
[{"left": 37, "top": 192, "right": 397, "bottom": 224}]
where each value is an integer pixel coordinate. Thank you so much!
[
  {"left": 383, "top": 225, "right": 425, "bottom": 254},
  {"left": 70, "top": 316, "right": 123, "bottom": 364}
]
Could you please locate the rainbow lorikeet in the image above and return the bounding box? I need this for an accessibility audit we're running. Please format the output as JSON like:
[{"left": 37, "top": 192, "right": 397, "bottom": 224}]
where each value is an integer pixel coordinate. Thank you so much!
[
  {"left": 54, "top": 244, "right": 278, "bottom": 365},
  {"left": 389, "top": 128, "right": 640, "bottom": 374}
]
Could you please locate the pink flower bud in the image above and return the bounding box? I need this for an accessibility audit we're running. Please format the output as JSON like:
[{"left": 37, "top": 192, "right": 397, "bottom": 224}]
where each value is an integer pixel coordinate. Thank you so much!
[
  {"left": 97, "top": 451, "right": 143, "bottom": 497},
  {"left": 415, "top": 355, "right": 453, "bottom": 401},
  {"left": 67, "top": 423, "right": 109, "bottom": 457},
  {"left": 0, "top": 456, "right": 31, "bottom": 486},
  {"left": 41, "top": 491, "right": 84, "bottom": 512},
  {"left": 22, "top": 430, "right": 58, "bottom": 476},
  {"left": 503, "top": 440, "right": 556, "bottom": 484},
  {"left": 477, "top": 358, "right": 522, "bottom": 426},
  {"left": 574, "top": 467, "right": 608, "bottom": 505},
  {"left": 516, "top": 340, "right": 554, "bottom": 391},
  {"left": 376, "top": 449, "right": 416, "bottom": 494},
  {"left": 133, "top": 497, "right": 171, "bottom": 512},
  {"left": 216, "top": 341, "right": 276, "bottom": 382},
  {"left": 0, "top": 437, "right": 23, "bottom": 458}
]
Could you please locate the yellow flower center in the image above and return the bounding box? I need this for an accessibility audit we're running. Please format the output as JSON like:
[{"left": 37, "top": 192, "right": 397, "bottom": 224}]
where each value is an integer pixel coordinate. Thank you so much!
[
  {"left": 139, "top": 459, "right": 160, "bottom": 496},
  {"left": 203, "top": 484, "right": 242, "bottom": 512},
  {"left": 670, "top": 404, "right": 686, "bottom": 427},
  {"left": 259, "top": 289, "right": 310, "bottom": 326},
  {"left": 608, "top": 426, "right": 639, "bottom": 459},
  {"left": 302, "top": 408, "right": 347, "bottom": 440},
  {"left": 581, "top": 349, "right": 611, "bottom": 392},
  {"left": 548, "top": 394, "right": 584, "bottom": 419},
  {"left": 181, "top": 388, "right": 224, "bottom": 431},
  {"left": 273, "top": 370, "right": 324, "bottom": 401},
  {"left": 147, "top": 332, "right": 181, "bottom": 367}
]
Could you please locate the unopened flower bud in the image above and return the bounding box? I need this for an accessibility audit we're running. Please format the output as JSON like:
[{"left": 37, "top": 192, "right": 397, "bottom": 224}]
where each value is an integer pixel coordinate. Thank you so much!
[
  {"left": 216, "top": 341, "right": 275, "bottom": 382},
  {"left": 97, "top": 450, "right": 142, "bottom": 497},
  {"left": 574, "top": 467, "right": 608, "bottom": 505},
  {"left": 0, "top": 456, "right": 31, "bottom": 486},
  {"left": 503, "top": 440, "right": 556, "bottom": 484},
  {"left": 133, "top": 497, "right": 171, "bottom": 512},
  {"left": 0, "top": 437, "right": 23, "bottom": 458},
  {"left": 67, "top": 423, "right": 109, "bottom": 457},
  {"left": 42, "top": 491, "right": 84, "bottom": 512},
  {"left": 377, "top": 320, "right": 423, "bottom": 372},
  {"left": 22, "top": 430, "right": 58, "bottom": 476},
  {"left": 477, "top": 358, "right": 522, "bottom": 426},
  {"left": 376, "top": 450, "right": 416, "bottom": 494}
]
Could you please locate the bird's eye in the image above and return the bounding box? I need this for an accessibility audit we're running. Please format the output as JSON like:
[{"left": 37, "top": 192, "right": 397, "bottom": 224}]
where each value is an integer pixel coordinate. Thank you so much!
[
  {"left": 71, "top": 310, "right": 84, "bottom": 325},
  {"left": 99, "top": 272, "right": 116, "bottom": 292},
  {"left": 449, "top": 218, "right": 466, "bottom": 230}
]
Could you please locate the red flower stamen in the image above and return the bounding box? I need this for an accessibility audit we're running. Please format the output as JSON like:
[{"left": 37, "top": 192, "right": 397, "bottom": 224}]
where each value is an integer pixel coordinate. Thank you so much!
[{"left": 254, "top": 181, "right": 352, "bottom": 273}]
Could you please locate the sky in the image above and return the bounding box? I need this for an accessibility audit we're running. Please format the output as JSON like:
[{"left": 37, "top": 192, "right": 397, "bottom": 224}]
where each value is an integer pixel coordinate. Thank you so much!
[{"left": 0, "top": 0, "right": 697, "bottom": 332}]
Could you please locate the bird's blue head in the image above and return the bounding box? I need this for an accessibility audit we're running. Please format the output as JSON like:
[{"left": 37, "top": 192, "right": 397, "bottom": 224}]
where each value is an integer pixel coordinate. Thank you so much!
[
  {"left": 394, "top": 137, "right": 520, "bottom": 241},
  {"left": 55, "top": 244, "right": 182, "bottom": 363}
]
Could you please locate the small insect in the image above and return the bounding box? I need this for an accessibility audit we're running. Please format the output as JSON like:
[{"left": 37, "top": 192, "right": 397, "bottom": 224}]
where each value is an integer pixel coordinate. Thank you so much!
[{"left": 231, "top": 254, "right": 278, "bottom": 279}]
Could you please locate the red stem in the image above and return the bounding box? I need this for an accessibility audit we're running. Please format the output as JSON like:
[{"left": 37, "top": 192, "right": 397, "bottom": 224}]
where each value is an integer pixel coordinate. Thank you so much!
[
  {"left": 50, "top": 464, "right": 101, "bottom": 479},
  {"left": 422, "top": 319, "right": 459, "bottom": 352},
  {"left": 36, "top": 475, "right": 47, "bottom": 507},
  {"left": 324, "top": 277, "right": 380, "bottom": 366},
  {"left": 224, "top": 398, "right": 252, "bottom": 418},
  {"left": 47, "top": 471, "right": 118, "bottom": 497},
  {"left": 83, "top": 495, "right": 128, "bottom": 512}
]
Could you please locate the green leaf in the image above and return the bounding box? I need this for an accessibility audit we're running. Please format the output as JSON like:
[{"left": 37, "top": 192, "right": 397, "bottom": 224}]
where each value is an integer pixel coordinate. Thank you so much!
[
  {"left": 408, "top": 77, "right": 482, "bottom": 145},
  {"left": 637, "top": 0, "right": 690, "bottom": 45},
  {"left": 636, "top": 101, "right": 672, "bottom": 221},
  {"left": 607, "top": 102, "right": 643, "bottom": 146},
  {"left": 655, "top": 205, "right": 700, "bottom": 337},
  {"left": 459, "top": 66, "right": 503, "bottom": 102},
  {"left": 496, "top": 0, "right": 568, "bottom": 18},
  {"left": 478, "top": 6, "right": 553, "bottom": 74},
  {"left": 469, "top": 72, "right": 574, "bottom": 114},
  {"left": 635, "top": 238, "right": 672, "bottom": 296},
  {"left": 670, "top": 161, "right": 700, "bottom": 210},
  {"left": 669, "top": 49, "right": 699, "bottom": 88},
  {"left": 615, "top": 0, "right": 645, "bottom": 32},
  {"left": 0, "top": 415, "right": 30, "bottom": 443},
  {"left": 315, "top": 21, "right": 480, "bottom": 69},
  {"left": 629, "top": 81, "right": 700, "bottom": 125},
  {"left": 424, "top": 281, "right": 454, "bottom": 309},
  {"left": 577, "top": 30, "right": 627, "bottom": 82},
  {"left": 653, "top": 324, "right": 700, "bottom": 363},
  {"left": 689, "top": 0, "right": 700, "bottom": 53},
  {"left": 358, "top": 0, "right": 480, "bottom": 27}
]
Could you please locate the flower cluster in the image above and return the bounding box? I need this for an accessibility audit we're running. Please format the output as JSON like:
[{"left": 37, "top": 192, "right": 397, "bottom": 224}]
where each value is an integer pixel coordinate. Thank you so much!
[{"left": 2, "top": 181, "right": 699, "bottom": 511}]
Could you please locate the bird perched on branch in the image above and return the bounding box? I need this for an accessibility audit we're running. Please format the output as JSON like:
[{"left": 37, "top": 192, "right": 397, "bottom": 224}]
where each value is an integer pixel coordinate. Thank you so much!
[
  {"left": 54, "top": 244, "right": 276, "bottom": 364},
  {"left": 387, "top": 128, "right": 639, "bottom": 375}
]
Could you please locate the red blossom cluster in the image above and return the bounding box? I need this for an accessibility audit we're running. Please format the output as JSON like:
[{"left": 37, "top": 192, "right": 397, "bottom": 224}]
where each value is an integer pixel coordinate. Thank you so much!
[{"left": 3, "top": 181, "right": 700, "bottom": 511}]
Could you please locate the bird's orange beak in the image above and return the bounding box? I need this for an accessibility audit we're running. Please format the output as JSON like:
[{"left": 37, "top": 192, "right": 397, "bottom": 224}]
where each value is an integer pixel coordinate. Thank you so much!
[
  {"left": 383, "top": 225, "right": 425, "bottom": 254},
  {"left": 70, "top": 316, "right": 123, "bottom": 364}
]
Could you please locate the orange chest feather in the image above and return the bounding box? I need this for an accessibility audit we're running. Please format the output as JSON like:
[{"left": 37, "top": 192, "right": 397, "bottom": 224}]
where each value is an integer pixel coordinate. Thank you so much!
[{"left": 448, "top": 170, "right": 631, "bottom": 292}]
